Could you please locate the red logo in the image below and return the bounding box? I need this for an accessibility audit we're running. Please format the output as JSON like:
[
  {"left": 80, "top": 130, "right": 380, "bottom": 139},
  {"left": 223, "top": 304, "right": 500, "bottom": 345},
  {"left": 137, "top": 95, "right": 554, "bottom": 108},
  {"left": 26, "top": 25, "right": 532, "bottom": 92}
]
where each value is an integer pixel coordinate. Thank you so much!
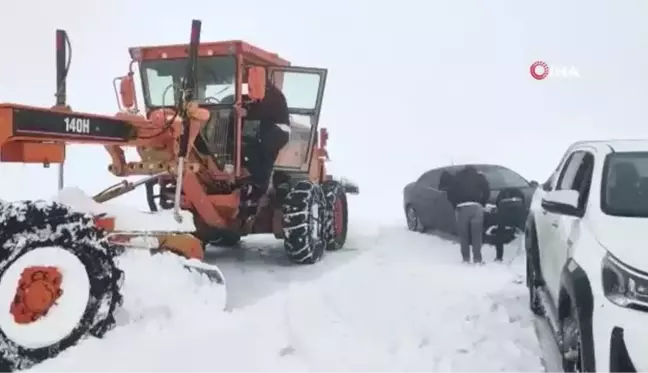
[{"left": 530, "top": 61, "right": 549, "bottom": 80}]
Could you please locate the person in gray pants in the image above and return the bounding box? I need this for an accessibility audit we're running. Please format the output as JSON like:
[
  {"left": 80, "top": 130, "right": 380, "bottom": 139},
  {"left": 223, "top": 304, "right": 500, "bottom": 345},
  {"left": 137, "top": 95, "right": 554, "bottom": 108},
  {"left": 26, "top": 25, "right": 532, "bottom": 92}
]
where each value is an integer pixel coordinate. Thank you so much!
[
  {"left": 447, "top": 166, "right": 491, "bottom": 264},
  {"left": 455, "top": 203, "right": 485, "bottom": 263}
]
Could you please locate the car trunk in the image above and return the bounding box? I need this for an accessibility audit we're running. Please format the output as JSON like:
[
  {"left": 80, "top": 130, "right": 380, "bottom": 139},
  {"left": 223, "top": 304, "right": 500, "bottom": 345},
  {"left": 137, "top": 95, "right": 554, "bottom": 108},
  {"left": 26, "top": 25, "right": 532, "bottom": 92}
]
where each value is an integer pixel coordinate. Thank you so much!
[
  {"left": 488, "top": 186, "right": 535, "bottom": 212},
  {"left": 484, "top": 186, "right": 535, "bottom": 234}
]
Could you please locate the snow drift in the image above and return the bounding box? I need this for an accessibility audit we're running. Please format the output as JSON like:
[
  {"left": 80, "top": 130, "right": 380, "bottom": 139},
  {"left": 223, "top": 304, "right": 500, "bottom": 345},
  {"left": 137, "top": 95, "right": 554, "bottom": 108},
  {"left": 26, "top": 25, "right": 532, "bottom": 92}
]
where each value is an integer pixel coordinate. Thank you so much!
[{"left": 26, "top": 214, "right": 543, "bottom": 372}]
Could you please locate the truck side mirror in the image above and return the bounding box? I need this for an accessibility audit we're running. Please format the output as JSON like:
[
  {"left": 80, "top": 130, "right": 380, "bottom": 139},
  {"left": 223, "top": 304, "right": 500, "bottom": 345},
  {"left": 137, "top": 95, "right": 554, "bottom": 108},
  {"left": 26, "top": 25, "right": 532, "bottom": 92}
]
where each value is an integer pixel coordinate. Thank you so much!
[
  {"left": 541, "top": 189, "right": 582, "bottom": 217},
  {"left": 247, "top": 66, "right": 266, "bottom": 101}
]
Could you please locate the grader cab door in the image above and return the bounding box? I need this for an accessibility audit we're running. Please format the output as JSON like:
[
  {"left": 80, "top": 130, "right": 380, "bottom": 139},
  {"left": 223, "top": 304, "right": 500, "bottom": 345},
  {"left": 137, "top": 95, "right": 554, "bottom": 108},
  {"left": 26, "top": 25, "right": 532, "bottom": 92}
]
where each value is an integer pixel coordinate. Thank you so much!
[{"left": 270, "top": 66, "right": 327, "bottom": 171}]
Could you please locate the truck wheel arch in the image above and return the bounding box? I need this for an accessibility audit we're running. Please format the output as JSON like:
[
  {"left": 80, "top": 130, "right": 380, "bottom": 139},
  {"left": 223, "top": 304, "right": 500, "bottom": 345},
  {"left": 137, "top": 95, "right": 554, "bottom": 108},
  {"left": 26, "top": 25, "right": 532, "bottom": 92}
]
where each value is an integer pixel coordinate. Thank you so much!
[
  {"left": 560, "top": 259, "right": 596, "bottom": 371},
  {"left": 525, "top": 217, "right": 544, "bottom": 284}
]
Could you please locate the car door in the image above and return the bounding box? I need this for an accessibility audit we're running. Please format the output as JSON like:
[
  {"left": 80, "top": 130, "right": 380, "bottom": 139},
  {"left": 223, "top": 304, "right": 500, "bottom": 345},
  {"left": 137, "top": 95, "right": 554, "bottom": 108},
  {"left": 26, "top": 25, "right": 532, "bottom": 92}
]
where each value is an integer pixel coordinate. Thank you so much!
[
  {"left": 435, "top": 171, "right": 458, "bottom": 234},
  {"left": 546, "top": 151, "right": 595, "bottom": 303},
  {"left": 539, "top": 150, "right": 585, "bottom": 300},
  {"left": 414, "top": 170, "right": 443, "bottom": 228}
]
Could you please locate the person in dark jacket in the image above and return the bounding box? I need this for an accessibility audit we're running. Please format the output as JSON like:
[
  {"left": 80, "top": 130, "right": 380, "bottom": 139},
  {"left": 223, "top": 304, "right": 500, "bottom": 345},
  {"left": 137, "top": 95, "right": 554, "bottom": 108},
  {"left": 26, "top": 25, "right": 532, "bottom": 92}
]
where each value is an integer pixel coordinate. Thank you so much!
[
  {"left": 439, "top": 170, "right": 455, "bottom": 193},
  {"left": 236, "top": 80, "right": 291, "bottom": 223},
  {"left": 447, "top": 166, "right": 491, "bottom": 264}
]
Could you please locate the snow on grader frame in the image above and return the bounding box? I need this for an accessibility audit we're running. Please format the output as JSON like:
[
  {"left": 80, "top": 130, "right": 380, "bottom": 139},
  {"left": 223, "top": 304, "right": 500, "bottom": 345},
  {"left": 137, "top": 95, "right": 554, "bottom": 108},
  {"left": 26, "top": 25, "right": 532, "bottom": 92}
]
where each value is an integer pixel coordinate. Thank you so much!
[{"left": 0, "top": 19, "right": 358, "bottom": 370}]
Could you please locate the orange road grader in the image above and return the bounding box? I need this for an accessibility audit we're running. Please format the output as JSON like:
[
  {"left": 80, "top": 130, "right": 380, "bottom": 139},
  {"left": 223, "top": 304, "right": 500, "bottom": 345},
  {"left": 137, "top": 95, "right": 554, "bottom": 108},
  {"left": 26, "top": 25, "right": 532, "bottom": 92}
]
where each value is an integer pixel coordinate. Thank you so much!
[{"left": 0, "top": 19, "right": 358, "bottom": 371}]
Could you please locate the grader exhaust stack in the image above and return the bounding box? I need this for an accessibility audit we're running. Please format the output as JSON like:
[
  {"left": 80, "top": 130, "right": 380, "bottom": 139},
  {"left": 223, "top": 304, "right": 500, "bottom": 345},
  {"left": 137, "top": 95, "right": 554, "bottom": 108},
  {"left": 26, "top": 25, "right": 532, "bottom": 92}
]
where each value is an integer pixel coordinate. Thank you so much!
[
  {"left": 55, "top": 28, "right": 68, "bottom": 190},
  {"left": 173, "top": 19, "right": 202, "bottom": 223}
]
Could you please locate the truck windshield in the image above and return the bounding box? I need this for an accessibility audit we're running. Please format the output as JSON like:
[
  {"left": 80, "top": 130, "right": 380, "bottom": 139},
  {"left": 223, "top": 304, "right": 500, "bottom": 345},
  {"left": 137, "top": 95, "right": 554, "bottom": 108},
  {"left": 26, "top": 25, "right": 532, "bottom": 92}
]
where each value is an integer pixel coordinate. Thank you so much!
[
  {"left": 140, "top": 56, "right": 236, "bottom": 107},
  {"left": 602, "top": 152, "right": 648, "bottom": 217}
]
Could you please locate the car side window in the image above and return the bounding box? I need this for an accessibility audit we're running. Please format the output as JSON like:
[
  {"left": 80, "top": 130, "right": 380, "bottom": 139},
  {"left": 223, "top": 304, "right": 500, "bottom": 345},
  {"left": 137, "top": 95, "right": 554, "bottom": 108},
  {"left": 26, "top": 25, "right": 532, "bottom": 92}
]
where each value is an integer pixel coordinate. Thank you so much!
[
  {"left": 544, "top": 151, "right": 572, "bottom": 191},
  {"left": 570, "top": 152, "right": 595, "bottom": 210},
  {"left": 417, "top": 170, "right": 442, "bottom": 189},
  {"left": 556, "top": 151, "right": 585, "bottom": 191}
]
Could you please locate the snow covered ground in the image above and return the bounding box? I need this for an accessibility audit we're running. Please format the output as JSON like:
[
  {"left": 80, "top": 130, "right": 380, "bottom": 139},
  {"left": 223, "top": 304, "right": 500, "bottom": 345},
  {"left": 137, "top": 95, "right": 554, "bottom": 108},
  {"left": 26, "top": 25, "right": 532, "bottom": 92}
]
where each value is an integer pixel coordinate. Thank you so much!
[{"left": 20, "top": 196, "right": 553, "bottom": 372}]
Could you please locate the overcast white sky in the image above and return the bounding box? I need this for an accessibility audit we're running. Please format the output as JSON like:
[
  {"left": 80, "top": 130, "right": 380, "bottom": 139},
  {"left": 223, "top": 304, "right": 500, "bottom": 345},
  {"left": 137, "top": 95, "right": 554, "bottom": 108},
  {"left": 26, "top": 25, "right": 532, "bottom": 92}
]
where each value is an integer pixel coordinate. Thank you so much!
[{"left": 2, "top": 0, "right": 648, "bottom": 216}]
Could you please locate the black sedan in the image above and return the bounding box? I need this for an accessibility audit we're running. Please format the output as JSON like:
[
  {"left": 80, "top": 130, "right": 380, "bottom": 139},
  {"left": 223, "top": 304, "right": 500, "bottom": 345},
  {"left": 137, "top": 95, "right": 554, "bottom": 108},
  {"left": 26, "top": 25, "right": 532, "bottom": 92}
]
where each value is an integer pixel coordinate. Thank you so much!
[{"left": 403, "top": 164, "right": 538, "bottom": 243}]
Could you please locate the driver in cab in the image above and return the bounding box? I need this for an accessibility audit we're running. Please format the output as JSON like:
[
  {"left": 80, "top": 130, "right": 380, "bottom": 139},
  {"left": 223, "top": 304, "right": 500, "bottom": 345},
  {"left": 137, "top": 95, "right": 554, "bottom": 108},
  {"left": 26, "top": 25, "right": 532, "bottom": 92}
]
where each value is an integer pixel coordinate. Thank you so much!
[{"left": 235, "top": 67, "right": 291, "bottom": 224}]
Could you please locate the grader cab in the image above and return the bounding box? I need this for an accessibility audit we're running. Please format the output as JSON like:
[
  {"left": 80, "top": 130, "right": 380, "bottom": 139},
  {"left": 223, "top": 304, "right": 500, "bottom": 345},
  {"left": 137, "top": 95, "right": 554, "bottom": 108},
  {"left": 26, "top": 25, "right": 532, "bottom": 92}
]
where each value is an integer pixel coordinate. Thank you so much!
[{"left": 125, "top": 36, "right": 326, "bottom": 177}]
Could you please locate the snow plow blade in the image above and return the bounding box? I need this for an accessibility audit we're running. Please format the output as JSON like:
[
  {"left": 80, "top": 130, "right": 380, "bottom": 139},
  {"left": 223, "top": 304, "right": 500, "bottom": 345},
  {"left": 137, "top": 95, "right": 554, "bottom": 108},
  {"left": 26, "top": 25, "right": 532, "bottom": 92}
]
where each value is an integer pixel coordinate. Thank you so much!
[
  {"left": 109, "top": 231, "right": 225, "bottom": 279},
  {"left": 158, "top": 251, "right": 226, "bottom": 285},
  {"left": 103, "top": 229, "right": 227, "bottom": 306},
  {"left": 180, "top": 259, "right": 228, "bottom": 309}
]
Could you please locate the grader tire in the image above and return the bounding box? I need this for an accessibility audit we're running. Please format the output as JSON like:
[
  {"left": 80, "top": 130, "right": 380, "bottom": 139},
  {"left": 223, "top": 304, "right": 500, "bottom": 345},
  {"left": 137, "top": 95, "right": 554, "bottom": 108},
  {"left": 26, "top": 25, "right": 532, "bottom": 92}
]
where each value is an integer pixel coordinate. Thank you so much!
[
  {"left": 322, "top": 180, "right": 349, "bottom": 251},
  {"left": 282, "top": 181, "right": 328, "bottom": 264},
  {"left": 0, "top": 200, "right": 124, "bottom": 372}
]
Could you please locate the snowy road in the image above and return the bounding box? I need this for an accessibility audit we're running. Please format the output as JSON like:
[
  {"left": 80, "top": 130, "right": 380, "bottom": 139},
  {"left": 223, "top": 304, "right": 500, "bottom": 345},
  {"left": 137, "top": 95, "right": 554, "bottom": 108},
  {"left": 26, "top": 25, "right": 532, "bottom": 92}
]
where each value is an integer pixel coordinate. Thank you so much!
[{"left": 26, "top": 212, "right": 546, "bottom": 372}]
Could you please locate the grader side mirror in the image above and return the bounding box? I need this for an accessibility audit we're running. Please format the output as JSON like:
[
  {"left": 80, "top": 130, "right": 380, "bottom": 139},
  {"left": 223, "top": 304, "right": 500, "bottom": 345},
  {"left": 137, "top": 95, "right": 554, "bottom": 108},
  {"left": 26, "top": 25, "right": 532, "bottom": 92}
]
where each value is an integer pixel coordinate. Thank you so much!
[
  {"left": 113, "top": 73, "right": 138, "bottom": 112},
  {"left": 247, "top": 66, "right": 266, "bottom": 101},
  {"left": 120, "top": 74, "right": 135, "bottom": 108}
]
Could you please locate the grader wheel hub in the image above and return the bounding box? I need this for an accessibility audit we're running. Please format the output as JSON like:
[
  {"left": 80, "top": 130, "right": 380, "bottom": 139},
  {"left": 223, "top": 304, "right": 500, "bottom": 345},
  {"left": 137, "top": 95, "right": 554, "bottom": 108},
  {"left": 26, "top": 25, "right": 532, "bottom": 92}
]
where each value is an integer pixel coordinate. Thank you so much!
[{"left": 10, "top": 266, "right": 63, "bottom": 324}]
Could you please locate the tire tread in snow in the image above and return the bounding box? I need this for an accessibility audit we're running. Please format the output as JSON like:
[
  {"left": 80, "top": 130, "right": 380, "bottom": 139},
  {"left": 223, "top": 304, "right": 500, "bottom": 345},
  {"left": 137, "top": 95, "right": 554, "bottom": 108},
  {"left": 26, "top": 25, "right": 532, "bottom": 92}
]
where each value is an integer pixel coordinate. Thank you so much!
[{"left": 0, "top": 200, "right": 124, "bottom": 372}]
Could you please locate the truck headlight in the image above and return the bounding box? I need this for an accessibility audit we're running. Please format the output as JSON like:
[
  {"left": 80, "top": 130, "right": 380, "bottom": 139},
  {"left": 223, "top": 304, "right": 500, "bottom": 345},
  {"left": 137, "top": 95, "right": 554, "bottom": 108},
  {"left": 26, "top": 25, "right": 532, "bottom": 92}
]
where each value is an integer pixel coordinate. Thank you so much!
[{"left": 602, "top": 253, "right": 648, "bottom": 309}]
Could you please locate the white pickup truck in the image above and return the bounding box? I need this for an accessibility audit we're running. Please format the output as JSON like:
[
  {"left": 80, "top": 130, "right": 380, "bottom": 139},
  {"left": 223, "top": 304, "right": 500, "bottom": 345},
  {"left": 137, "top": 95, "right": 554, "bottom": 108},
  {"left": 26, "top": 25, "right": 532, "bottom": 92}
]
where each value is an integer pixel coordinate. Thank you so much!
[{"left": 526, "top": 139, "right": 648, "bottom": 372}]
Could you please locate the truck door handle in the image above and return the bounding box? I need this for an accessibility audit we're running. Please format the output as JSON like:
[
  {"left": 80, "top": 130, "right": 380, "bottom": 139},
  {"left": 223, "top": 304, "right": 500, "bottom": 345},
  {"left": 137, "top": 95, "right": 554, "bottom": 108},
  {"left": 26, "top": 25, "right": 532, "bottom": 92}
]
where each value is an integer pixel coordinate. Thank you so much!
[
  {"left": 542, "top": 210, "right": 548, "bottom": 215},
  {"left": 551, "top": 222, "right": 559, "bottom": 228}
]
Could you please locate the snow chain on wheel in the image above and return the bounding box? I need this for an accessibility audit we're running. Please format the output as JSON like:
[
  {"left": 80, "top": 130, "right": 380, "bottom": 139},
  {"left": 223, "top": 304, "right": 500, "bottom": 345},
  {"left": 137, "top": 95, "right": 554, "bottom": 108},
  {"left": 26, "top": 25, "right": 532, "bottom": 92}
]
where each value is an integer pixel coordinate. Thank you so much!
[
  {"left": 0, "top": 200, "right": 124, "bottom": 372},
  {"left": 322, "top": 180, "right": 348, "bottom": 251},
  {"left": 282, "top": 181, "right": 328, "bottom": 264}
]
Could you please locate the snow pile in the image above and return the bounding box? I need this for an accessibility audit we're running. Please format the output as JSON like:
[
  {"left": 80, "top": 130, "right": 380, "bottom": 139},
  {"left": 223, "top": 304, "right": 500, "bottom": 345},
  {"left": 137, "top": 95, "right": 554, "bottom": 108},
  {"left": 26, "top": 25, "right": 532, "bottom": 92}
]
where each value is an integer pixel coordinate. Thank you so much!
[
  {"left": 113, "top": 250, "right": 227, "bottom": 325},
  {"left": 52, "top": 187, "right": 195, "bottom": 232},
  {"left": 27, "top": 222, "right": 543, "bottom": 372}
]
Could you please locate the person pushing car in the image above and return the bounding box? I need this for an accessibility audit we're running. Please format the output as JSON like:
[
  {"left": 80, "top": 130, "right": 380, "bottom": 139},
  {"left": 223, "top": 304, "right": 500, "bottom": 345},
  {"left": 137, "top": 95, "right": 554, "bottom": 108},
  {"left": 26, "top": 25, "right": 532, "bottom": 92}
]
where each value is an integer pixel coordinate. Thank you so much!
[{"left": 447, "top": 166, "right": 491, "bottom": 264}]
